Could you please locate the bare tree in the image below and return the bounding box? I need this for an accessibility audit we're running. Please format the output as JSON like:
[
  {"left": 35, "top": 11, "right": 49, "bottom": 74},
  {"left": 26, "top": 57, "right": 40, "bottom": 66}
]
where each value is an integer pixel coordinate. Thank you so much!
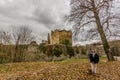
[
  {"left": 12, "top": 26, "right": 34, "bottom": 45},
  {"left": 0, "top": 30, "right": 11, "bottom": 45},
  {"left": 69, "top": 0, "right": 120, "bottom": 61},
  {"left": 12, "top": 25, "right": 35, "bottom": 62},
  {"left": 0, "top": 30, "right": 11, "bottom": 54},
  {"left": 0, "top": 30, "right": 12, "bottom": 63},
  {"left": 0, "top": 30, "right": 3, "bottom": 44}
]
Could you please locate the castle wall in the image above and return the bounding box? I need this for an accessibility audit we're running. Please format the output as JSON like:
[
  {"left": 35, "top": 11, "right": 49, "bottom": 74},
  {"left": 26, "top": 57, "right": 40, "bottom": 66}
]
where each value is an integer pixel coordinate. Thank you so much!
[
  {"left": 50, "top": 30, "right": 72, "bottom": 45},
  {"left": 59, "top": 30, "right": 72, "bottom": 45},
  {"left": 51, "top": 30, "right": 60, "bottom": 45}
]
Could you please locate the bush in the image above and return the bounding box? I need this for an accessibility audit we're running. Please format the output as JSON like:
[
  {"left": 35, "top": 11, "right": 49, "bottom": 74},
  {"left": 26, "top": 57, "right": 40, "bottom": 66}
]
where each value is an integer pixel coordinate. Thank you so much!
[
  {"left": 81, "top": 48, "right": 86, "bottom": 55},
  {"left": 75, "top": 48, "right": 79, "bottom": 54},
  {"left": 66, "top": 46, "right": 75, "bottom": 58},
  {"left": 24, "top": 52, "right": 36, "bottom": 62},
  {"left": 62, "top": 39, "right": 70, "bottom": 45},
  {"left": 0, "top": 52, "right": 10, "bottom": 63},
  {"left": 53, "top": 55, "right": 66, "bottom": 61},
  {"left": 53, "top": 48, "right": 62, "bottom": 57}
]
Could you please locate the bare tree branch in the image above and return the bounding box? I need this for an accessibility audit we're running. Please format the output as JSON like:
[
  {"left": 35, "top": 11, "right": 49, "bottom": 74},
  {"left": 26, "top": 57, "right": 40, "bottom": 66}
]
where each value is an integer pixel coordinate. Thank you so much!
[
  {"left": 0, "top": 30, "right": 11, "bottom": 44},
  {"left": 69, "top": 0, "right": 118, "bottom": 61}
]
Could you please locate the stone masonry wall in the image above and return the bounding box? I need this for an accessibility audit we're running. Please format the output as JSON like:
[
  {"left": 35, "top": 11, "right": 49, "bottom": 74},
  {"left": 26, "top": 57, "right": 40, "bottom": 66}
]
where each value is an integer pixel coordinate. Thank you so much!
[{"left": 50, "top": 30, "right": 72, "bottom": 45}]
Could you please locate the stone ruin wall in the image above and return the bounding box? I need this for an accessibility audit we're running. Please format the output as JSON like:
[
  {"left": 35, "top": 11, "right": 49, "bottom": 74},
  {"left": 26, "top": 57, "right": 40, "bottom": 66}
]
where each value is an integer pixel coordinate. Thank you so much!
[
  {"left": 59, "top": 30, "right": 72, "bottom": 45},
  {"left": 50, "top": 30, "right": 60, "bottom": 45},
  {"left": 49, "top": 30, "right": 72, "bottom": 45}
]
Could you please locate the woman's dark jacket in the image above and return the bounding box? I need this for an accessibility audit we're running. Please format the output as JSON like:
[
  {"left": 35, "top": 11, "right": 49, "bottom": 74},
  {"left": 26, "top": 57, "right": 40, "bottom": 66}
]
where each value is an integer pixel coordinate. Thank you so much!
[{"left": 89, "top": 53, "right": 99, "bottom": 63}]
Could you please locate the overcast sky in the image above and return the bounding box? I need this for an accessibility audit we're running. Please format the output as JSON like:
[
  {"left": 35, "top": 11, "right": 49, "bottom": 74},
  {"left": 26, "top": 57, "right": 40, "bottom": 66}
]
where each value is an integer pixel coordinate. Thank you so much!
[
  {"left": 0, "top": 0, "right": 120, "bottom": 44},
  {"left": 0, "top": 0, "right": 71, "bottom": 43}
]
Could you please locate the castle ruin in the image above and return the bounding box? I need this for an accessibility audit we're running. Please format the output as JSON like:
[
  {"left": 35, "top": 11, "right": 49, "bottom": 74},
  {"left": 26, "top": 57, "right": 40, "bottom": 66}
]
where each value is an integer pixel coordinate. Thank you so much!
[{"left": 48, "top": 29, "right": 72, "bottom": 45}]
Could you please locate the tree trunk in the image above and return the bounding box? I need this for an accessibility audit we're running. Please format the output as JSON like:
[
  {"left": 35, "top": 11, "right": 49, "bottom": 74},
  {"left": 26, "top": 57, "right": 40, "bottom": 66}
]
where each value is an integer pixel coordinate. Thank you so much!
[
  {"left": 13, "top": 36, "right": 20, "bottom": 62},
  {"left": 92, "top": 0, "right": 115, "bottom": 61}
]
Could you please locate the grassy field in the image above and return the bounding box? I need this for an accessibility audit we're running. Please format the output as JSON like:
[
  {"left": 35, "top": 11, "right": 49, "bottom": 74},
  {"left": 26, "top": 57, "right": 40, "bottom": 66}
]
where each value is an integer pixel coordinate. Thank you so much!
[{"left": 0, "top": 58, "right": 120, "bottom": 80}]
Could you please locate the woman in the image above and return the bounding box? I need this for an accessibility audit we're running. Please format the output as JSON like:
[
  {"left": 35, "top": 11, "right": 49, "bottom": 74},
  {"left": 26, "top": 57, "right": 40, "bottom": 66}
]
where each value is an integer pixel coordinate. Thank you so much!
[{"left": 89, "top": 50, "right": 99, "bottom": 74}]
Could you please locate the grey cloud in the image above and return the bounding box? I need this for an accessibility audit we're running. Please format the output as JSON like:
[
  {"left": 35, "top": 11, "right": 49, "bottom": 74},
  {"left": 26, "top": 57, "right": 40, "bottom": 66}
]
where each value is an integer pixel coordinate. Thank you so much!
[
  {"left": 27, "top": 0, "right": 70, "bottom": 29},
  {"left": 0, "top": 0, "right": 71, "bottom": 42},
  {"left": 0, "top": 0, "right": 34, "bottom": 19},
  {"left": 31, "top": 7, "right": 55, "bottom": 28},
  {"left": 0, "top": 0, "right": 70, "bottom": 29}
]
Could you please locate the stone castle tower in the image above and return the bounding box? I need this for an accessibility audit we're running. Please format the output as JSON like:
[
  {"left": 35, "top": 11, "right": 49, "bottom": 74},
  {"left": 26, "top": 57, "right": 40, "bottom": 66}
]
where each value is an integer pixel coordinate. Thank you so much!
[{"left": 48, "top": 29, "right": 72, "bottom": 45}]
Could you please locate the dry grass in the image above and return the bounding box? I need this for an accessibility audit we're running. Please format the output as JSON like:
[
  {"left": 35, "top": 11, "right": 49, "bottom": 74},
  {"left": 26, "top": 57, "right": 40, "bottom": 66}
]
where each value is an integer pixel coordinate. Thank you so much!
[{"left": 0, "top": 58, "right": 120, "bottom": 80}]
